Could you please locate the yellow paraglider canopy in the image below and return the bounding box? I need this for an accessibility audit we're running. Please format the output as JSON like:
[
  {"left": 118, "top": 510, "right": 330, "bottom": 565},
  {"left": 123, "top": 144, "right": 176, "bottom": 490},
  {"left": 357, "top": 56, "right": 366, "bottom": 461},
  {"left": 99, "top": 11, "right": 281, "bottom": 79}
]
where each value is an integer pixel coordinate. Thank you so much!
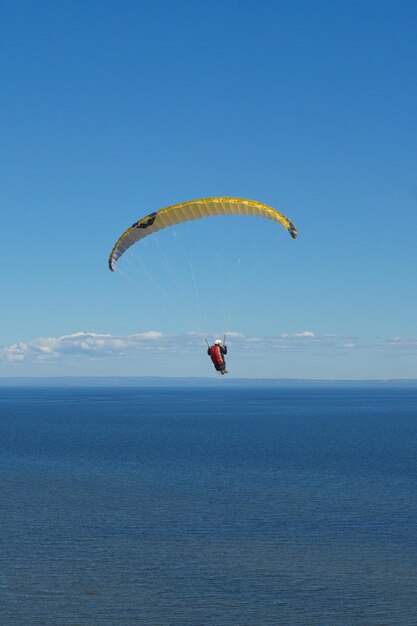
[{"left": 108, "top": 197, "right": 298, "bottom": 271}]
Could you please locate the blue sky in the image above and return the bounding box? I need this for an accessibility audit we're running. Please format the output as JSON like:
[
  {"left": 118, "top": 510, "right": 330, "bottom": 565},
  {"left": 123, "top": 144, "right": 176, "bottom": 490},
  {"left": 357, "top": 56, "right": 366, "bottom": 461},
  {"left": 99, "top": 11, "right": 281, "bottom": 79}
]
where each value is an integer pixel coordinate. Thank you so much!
[{"left": 1, "top": 0, "right": 417, "bottom": 378}]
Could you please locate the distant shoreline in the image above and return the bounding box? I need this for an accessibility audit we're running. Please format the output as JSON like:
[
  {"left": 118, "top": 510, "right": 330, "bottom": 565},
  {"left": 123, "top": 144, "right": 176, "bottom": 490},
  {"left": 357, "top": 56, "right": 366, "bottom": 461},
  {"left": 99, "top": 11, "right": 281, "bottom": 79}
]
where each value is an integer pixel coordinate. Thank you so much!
[{"left": 1, "top": 376, "right": 417, "bottom": 388}]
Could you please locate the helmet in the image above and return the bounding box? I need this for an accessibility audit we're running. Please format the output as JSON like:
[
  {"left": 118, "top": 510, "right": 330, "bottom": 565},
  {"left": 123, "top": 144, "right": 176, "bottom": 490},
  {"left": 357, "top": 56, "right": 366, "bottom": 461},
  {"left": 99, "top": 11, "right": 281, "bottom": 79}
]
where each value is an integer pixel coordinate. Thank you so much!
[{"left": 214, "top": 339, "right": 222, "bottom": 345}]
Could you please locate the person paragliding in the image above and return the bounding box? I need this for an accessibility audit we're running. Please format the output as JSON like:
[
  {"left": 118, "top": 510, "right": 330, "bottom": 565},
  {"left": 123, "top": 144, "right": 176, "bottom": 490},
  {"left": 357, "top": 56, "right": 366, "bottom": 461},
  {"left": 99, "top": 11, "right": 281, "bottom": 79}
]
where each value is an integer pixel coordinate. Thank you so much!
[
  {"left": 207, "top": 338, "right": 228, "bottom": 375},
  {"left": 108, "top": 198, "right": 298, "bottom": 376}
]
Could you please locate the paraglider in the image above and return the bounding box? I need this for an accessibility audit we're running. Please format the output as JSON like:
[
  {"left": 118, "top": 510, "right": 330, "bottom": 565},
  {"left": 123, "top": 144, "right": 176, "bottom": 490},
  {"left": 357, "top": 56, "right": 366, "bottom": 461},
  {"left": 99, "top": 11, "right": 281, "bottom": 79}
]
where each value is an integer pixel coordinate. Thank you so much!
[
  {"left": 108, "top": 197, "right": 298, "bottom": 376},
  {"left": 108, "top": 197, "right": 298, "bottom": 271},
  {"left": 206, "top": 337, "right": 228, "bottom": 375}
]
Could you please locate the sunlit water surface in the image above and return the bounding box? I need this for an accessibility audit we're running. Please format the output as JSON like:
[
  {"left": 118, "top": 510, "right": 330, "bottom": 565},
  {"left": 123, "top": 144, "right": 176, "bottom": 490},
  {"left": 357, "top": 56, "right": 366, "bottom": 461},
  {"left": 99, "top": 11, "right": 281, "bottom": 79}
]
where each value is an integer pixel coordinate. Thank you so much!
[{"left": 1, "top": 385, "right": 417, "bottom": 625}]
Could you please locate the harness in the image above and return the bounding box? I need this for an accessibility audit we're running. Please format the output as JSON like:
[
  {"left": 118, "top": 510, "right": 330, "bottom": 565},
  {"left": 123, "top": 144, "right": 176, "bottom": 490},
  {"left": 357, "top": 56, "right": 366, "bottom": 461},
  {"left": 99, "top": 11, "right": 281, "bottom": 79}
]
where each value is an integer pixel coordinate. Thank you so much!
[{"left": 210, "top": 345, "right": 224, "bottom": 368}]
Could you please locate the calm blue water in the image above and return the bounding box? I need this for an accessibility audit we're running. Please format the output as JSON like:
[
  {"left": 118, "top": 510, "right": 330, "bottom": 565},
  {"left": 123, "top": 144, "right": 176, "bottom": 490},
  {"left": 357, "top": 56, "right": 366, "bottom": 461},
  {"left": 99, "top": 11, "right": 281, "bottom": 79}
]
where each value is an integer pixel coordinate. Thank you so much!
[{"left": 1, "top": 385, "right": 417, "bottom": 625}]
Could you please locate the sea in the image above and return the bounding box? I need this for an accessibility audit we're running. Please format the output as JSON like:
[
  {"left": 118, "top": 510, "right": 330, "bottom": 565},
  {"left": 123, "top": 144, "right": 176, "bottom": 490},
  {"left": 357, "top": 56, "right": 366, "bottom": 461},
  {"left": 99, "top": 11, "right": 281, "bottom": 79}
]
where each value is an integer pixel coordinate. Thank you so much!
[{"left": 1, "top": 382, "right": 417, "bottom": 626}]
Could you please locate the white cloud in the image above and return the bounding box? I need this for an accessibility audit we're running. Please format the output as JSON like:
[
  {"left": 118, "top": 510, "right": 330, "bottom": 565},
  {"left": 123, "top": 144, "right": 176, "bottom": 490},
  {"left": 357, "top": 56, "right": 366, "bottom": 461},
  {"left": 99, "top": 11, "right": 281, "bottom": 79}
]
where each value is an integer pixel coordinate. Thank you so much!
[
  {"left": 238, "top": 332, "right": 352, "bottom": 353},
  {"left": 1, "top": 344, "right": 27, "bottom": 362},
  {"left": 0, "top": 332, "right": 162, "bottom": 363},
  {"left": 378, "top": 337, "right": 417, "bottom": 350}
]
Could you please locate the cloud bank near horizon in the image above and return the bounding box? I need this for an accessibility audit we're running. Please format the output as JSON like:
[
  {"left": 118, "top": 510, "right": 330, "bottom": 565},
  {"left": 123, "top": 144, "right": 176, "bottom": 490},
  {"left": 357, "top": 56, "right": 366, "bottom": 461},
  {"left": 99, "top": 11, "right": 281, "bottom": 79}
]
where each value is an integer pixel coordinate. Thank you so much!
[
  {"left": 0, "top": 330, "right": 358, "bottom": 364},
  {"left": 2, "top": 331, "right": 417, "bottom": 379}
]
